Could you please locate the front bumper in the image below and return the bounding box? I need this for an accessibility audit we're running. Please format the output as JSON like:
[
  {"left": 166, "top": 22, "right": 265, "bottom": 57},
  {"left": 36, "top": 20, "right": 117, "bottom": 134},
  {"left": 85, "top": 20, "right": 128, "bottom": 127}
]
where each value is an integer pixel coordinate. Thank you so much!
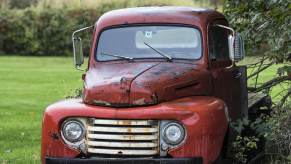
[{"left": 46, "top": 157, "right": 203, "bottom": 164}]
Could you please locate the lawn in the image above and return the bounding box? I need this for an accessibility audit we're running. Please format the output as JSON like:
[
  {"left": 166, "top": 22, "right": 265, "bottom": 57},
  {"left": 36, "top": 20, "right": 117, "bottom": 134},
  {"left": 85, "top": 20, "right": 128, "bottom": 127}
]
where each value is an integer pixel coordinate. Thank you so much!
[
  {"left": 239, "top": 56, "right": 290, "bottom": 102},
  {"left": 0, "top": 55, "right": 288, "bottom": 163},
  {"left": 0, "top": 56, "right": 83, "bottom": 163}
]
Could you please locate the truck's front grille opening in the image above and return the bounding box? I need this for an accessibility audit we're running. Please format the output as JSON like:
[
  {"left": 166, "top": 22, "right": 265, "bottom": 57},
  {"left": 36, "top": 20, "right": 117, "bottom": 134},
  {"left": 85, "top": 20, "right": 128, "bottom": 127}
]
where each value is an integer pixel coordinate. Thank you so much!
[{"left": 86, "top": 119, "right": 159, "bottom": 157}]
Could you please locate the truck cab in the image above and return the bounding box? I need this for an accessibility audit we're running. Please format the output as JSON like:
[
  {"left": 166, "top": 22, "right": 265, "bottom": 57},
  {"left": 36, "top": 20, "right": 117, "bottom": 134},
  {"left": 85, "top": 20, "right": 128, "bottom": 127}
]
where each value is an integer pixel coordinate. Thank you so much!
[{"left": 42, "top": 7, "right": 246, "bottom": 164}]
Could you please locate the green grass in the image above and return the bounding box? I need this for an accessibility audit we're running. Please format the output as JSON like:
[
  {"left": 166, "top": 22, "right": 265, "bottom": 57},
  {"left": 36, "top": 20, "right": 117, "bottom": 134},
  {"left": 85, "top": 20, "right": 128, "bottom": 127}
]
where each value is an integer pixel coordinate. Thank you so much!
[
  {"left": 0, "top": 55, "right": 288, "bottom": 163},
  {"left": 0, "top": 56, "right": 83, "bottom": 163},
  {"left": 239, "top": 56, "right": 290, "bottom": 102}
]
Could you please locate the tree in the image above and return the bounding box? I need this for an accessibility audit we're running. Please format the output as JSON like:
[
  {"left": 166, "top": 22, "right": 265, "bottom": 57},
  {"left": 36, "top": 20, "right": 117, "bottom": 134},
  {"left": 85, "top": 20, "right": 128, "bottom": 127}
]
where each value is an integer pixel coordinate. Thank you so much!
[
  {"left": 224, "top": 0, "right": 290, "bottom": 104},
  {"left": 224, "top": 1, "right": 291, "bottom": 163},
  {"left": 0, "top": 0, "right": 39, "bottom": 9},
  {"left": 224, "top": 0, "right": 290, "bottom": 61}
]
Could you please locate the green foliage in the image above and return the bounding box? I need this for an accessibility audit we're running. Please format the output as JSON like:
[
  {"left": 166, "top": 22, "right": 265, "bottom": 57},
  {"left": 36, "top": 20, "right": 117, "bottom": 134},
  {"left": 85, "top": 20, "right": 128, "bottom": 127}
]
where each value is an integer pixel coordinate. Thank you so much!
[
  {"left": 230, "top": 116, "right": 265, "bottom": 163},
  {"left": 0, "top": 0, "right": 207, "bottom": 56},
  {"left": 33, "top": 0, "right": 201, "bottom": 10},
  {"left": 230, "top": 105, "right": 291, "bottom": 163},
  {"left": 0, "top": 8, "right": 98, "bottom": 56},
  {"left": 224, "top": 0, "right": 291, "bottom": 83},
  {"left": 224, "top": 0, "right": 290, "bottom": 62},
  {"left": 65, "top": 88, "right": 82, "bottom": 99},
  {"left": 0, "top": 0, "right": 39, "bottom": 9},
  {"left": 225, "top": 2, "right": 290, "bottom": 162},
  {"left": 263, "top": 105, "right": 291, "bottom": 163},
  {"left": 232, "top": 136, "right": 259, "bottom": 163}
]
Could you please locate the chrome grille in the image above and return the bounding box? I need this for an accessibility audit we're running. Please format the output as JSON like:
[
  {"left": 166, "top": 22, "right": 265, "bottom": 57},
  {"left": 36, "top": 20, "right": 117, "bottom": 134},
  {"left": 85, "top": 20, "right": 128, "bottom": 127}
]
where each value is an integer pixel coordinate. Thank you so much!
[{"left": 86, "top": 119, "right": 159, "bottom": 156}]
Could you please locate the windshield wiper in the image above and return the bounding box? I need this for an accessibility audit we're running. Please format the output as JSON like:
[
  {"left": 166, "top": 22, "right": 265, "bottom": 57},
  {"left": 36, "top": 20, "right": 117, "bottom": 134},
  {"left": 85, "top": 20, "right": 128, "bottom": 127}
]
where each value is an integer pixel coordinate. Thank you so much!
[
  {"left": 101, "top": 52, "right": 134, "bottom": 61},
  {"left": 144, "top": 42, "right": 172, "bottom": 62}
]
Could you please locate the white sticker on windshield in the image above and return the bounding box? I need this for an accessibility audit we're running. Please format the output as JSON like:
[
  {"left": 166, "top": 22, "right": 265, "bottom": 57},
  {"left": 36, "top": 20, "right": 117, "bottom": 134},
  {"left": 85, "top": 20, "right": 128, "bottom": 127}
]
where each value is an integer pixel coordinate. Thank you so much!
[{"left": 145, "top": 31, "right": 152, "bottom": 38}]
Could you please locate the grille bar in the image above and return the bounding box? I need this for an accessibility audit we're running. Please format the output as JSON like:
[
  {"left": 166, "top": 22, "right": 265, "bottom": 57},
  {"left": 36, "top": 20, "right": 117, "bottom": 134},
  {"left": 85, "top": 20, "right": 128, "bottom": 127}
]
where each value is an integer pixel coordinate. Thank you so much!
[
  {"left": 87, "top": 133, "right": 158, "bottom": 140},
  {"left": 93, "top": 119, "right": 153, "bottom": 126},
  {"left": 87, "top": 148, "right": 158, "bottom": 155},
  {"left": 87, "top": 141, "right": 157, "bottom": 148},
  {"left": 86, "top": 119, "right": 159, "bottom": 157},
  {"left": 88, "top": 126, "right": 158, "bottom": 133}
]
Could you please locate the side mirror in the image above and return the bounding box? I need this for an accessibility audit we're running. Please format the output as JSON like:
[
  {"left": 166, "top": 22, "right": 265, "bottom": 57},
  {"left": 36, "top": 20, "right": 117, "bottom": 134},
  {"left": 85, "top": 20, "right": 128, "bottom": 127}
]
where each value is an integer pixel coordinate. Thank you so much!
[
  {"left": 72, "top": 25, "right": 94, "bottom": 70},
  {"left": 72, "top": 36, "right": 84, "bottom": 68},
  {"left": 228, "top": 33, "right": 245, "bottom": 61}
]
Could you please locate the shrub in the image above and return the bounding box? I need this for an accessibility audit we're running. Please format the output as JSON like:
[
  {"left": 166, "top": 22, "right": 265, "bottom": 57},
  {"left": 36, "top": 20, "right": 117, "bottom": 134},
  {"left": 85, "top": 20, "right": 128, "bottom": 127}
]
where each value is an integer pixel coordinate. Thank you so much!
[
  {"left": 0, "top": 0, "right": 209, "bottom": 56},
  {"left": 0, "top": 8, "right": 99, "bottom": 56},
  {"left": 229, "top": 104, "right": 291, "bottom": 163},
  {"left": 0, "top": 0, "right": 39, "bottom": 9}
]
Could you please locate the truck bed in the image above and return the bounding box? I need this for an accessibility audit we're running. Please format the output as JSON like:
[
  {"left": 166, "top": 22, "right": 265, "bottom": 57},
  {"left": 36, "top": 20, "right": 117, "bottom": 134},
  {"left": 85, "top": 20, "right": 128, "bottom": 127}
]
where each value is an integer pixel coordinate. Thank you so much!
[{"left": 248, "top": 92, "right": 269, "bottom": 109}]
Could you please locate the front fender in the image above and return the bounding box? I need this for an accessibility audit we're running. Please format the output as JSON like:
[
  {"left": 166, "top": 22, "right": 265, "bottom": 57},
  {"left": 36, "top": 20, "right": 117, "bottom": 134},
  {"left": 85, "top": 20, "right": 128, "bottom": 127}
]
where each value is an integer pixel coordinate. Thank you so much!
[{"left": 41, "top": 96, "right": 228, "bottom": 164}]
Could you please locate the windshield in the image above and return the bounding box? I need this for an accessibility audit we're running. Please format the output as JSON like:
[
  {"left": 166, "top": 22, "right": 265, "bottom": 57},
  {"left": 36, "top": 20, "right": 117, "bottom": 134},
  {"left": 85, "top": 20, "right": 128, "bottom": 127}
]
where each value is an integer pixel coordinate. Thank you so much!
[{"left": 96, "top": 26, "right": 202, "bottom": 61}]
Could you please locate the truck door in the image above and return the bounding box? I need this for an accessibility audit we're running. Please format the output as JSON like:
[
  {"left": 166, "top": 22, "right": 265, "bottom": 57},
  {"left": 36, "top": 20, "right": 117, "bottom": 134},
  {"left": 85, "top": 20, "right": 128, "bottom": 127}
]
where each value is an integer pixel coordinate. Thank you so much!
[
  {"left": 223, "top": 65, "right": 248, "bottom": 121},
  {"left": 208, "top": 20, "right": 248, "bottom": 121}
]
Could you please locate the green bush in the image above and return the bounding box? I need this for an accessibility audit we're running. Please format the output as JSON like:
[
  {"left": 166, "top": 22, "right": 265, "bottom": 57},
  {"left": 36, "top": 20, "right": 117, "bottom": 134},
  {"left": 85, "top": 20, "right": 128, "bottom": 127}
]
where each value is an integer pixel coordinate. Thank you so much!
[
  {"left": 0, "top": 0, "right": 39, "bottom": 9},
  {"left": 0, "top": 8, "right": 98, "bottom": 56},
  {"left": 0, "top": 0, "right": 207, "bottom": 56},
  {"left": 230, "top": 104, "right": 291, "bottom": 164}
]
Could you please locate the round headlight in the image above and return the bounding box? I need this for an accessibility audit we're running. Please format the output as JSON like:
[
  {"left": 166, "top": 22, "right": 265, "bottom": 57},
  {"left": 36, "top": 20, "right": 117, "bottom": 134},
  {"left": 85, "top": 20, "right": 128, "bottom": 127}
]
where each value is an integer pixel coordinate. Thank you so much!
[
  {"left": 162, "top": 122, "right": 185, "bottom": 145},
  {"left": 61, "top": 120, "right": 85, "bottom": 142}
]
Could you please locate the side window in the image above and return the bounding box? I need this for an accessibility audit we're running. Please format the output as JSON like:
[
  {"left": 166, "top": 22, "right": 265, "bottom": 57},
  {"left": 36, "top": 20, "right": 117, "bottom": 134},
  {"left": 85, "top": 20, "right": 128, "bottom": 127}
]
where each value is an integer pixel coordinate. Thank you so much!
[{"left": 208, "top": 25, "right": 230, "bottom": 61}]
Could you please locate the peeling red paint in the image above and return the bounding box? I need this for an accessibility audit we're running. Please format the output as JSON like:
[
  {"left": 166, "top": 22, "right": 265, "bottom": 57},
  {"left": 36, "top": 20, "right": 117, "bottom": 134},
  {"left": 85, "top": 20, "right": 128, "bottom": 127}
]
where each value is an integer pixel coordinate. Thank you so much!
[
  {"left": 83, "top": 62, "right": 211, "bottom": 107},
  {"left": 49, "top": 132, "right": 59, "bottom": 141}
]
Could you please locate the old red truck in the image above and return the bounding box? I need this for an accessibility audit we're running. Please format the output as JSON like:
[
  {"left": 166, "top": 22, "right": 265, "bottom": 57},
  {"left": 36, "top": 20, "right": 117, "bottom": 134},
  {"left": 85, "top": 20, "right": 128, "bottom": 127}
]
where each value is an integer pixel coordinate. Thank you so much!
[{"left": 41, "top": 7, "right": 267, "bottom": 164}]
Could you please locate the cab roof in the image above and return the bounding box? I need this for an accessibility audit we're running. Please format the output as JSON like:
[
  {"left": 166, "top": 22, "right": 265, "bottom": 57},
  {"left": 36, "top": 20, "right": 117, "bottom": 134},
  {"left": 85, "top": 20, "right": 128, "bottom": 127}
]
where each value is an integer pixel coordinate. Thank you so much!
[{"left": 96, "top": 6, "right": 225, "bottom": 29}]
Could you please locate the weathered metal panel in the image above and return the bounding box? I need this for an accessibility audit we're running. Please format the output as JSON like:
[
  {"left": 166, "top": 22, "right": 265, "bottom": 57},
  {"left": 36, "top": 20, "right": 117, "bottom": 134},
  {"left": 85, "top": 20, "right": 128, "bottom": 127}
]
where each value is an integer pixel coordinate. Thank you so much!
[
  {"left": 83, "top": 62, "right": 211, "bottom": 107},
  {"left": 87, "top": 148, "right": 158, "bottom": 155},
  {"left": 86, "top": 119, "right": 159, "bottom": 156},
  {"left": 83, "top": 7, "right": 221, "bottom": 107},
  {"left": 83, "top": 62, "right": 160, "bottom": 106},
  {"left": 248, "top": 92, "right": 268, "bottom": 109},
  {"left": 42, "top": 97, "right": 228, "bottom": 163}
]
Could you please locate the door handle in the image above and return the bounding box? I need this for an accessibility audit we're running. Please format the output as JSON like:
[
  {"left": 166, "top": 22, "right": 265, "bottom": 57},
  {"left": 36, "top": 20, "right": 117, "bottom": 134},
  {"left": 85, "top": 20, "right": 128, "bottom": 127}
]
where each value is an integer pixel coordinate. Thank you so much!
[{"left": 234, "top": 72, "right": 242, "bottom": 79}]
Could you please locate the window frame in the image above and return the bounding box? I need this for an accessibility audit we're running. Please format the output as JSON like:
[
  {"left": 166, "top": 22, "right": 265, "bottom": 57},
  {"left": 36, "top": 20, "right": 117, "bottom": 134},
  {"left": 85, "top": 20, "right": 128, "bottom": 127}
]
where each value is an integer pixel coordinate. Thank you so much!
[
  {"left": 94, "top": 23, "right": 204, "bottom": 62},
  {"left": 207, "top": 19, "right": 232, "bottom": 68}
]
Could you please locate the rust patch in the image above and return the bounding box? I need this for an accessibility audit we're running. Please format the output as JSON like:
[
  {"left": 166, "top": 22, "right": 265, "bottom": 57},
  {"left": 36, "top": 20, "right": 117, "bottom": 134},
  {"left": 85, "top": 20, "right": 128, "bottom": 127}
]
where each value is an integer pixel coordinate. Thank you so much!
[
  {"left": 133, "top": 98, "right": 146, "bottom": 105},
  {"left": 117, "top": 120, "right": 132, "bottom": 126},
  {"left": 93, "top": 100, "right": 111, "bottom": 106},
  {"left": 151, "top": 93, "right": 158, "bottom": 104},
  {"left": 49, "top": 132, "right": 59, "bottom": 141}
]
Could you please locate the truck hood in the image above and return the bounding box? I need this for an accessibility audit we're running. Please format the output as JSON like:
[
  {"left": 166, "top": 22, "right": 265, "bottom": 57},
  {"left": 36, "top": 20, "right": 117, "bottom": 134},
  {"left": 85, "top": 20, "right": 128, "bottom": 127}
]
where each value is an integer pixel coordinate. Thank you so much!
[{"left": 83, "top": 62, "right": 211, "bottom": 107}]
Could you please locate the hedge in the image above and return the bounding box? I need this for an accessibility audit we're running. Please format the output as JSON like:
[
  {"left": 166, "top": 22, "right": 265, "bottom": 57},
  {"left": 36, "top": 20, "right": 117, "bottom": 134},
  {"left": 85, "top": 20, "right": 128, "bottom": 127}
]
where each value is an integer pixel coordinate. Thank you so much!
[
  {"left": 0, "top": 0, "right": 202, "bottom": 56},
  {"left": 0, "top": 8, "right": 101, "bottom": 56}
]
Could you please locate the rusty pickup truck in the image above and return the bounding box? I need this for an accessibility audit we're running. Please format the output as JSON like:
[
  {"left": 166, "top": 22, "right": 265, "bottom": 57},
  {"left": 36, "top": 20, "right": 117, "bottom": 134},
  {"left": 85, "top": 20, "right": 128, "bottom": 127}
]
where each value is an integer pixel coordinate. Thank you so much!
[{"left": 42, "top": 7, "right": 270, "bottom": 164}]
